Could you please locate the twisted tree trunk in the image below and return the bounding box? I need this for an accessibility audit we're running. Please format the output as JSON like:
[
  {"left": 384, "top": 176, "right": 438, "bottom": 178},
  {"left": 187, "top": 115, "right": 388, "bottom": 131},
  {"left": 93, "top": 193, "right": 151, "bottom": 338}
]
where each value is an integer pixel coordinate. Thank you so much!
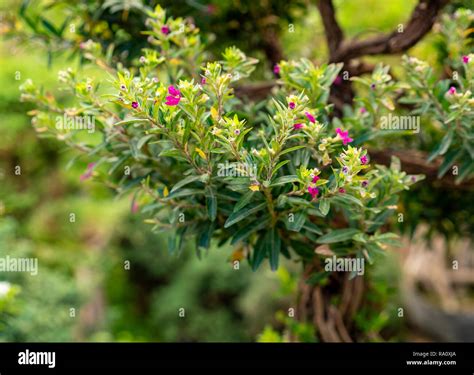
[{"left": 294, "top": 257, "right": 365, "bottom": 342}]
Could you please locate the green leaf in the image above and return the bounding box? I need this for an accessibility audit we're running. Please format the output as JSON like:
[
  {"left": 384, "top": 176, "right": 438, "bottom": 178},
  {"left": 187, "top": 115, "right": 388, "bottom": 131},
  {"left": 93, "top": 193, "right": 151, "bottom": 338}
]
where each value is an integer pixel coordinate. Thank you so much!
[
  {"left": 374, "top": 232, "right": 402, "bottom": 247},
  {"left": 233, "top": 190, "right": 255, "bottom": 212},
  {"left": 114, "top": 118, "right": 149, "bottom": 127},
  {"left": 302, "top": 222, "right": 322, "bottom": 235},
  {"left": 428, "top": 129, "right": 454, "bottom": 162},
  {"left": 224, "top": 202, "right": 266, "bottom": 228},
  {"left": 41, "top": 18, "right": 61, "bottom": 37},
  {"left": 285, "top": 211, "right": 306, "bottom": 232},
  {"left": 319, "top": 198, "right": 330, "bottom": 216},
  {"left": 306, "top": 271, "right": 330, "bottom": 285},
  {"left": 206, "top": 187, "right": 217, "bottom": 221},
  {"left": 231, "top": 216, "right": 270, "bottom": 244},
  {"left": 330, "top": 194, "right": 363, "bottom": 208},
  {"left": 438, "top": 148, "right": 463, "bottom": 178},
  {"left": 316, "top": 228, "right": 361, "bottom": 244},
  {"left": 265, "top": 228, "right": 281, "bottom": 271},
  {"left": 166, "top": 188, "right": 204, "bottom": 199},
  {"left": 137, "top": 134, "right": 154, "bottom": 150},
  {"left": 251, "top": 234, "right": 267, "bottom": 271},
  {"left": 270, "top": 175, "right": 299, "bottom": 186},
  {"left": 271, "top": 160, "right": 290, "bottom": 177},
  {"left": 170, "top": 175, "right": 203, "bottom": 193},
  {"left": 280, "top": 145, "right": 305, "bottom": 156}
]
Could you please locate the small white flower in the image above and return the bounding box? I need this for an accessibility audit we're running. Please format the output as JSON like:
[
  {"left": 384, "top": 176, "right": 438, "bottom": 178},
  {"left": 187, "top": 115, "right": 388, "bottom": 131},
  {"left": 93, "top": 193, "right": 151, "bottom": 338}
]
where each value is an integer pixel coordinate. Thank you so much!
[{"left": 0, "top": 281, "right": 11, "bottom": 297}]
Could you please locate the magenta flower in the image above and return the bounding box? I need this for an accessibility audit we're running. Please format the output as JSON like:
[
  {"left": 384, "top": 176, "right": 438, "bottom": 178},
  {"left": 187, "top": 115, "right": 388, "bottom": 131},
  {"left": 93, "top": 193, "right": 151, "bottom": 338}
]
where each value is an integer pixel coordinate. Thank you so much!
[
  {"left": 201, "top": 77, "right": 206, "bottom": 85},
  {"left": 293, "top": 123, "right": 304, "bottom": 131},
  {"left": 206, "top": 4, "right": 217, "bottom": 15},
  {"left": 289, "top": 102, "right": 296, "bottom": 110},
  {"left": 333, "top": 76, "right": 342, "bottom": 85},
  {"left": 305, "top": 111, "right": 316, "bottom": 124},
  {"left": 165, "top": 85, "right": 181, "bottom": 106},
  {"left": 338, "top": 187, "right": 346, "bottom": 194},
  {"left": 312, "top": 175, "right": 320, "bottom": 183},
  {"left": 168, "top": 86, "right": 180, "bottom": 96},
  {"left": 335, "top": 128, "right": 353, "bottom": 145},
  {"left": 462, "top": 55, "right": 469, "bottom": 64},
  {"left": 131, "top": 101, "right": 139, "bottom": 109},
  {"left": 161, "top": 25, "right": 170, "bottom": 35},
  {"left": 448, "top": 86, "right": 457, "bottom": 95},
  {"left": 273, "top": 64, "right": 280, "bottom": 75},
  {"left": 308, "top": 186, "right": 319, "bottom": 199},
  {"left": 360, "top": 107, "right": 367, "bottom": 114},
  {"left": 80, "top": 163, "right": 96, "bottom": 181},
  {"left": 131, "top": 200, "right": 139, "bottom": 214},
  {"left": 360, "top": 155, "right": 368, "bottom": 165}
]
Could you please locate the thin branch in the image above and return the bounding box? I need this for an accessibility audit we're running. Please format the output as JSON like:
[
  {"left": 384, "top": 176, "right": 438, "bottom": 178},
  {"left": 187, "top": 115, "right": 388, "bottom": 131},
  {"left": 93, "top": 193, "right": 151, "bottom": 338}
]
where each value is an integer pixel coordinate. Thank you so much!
[
  {"left": 331, "top": 0, "right": 450, "bottom": 62},
  {"left": 316, "top": 0, "right": 344, "bottom": 61}
]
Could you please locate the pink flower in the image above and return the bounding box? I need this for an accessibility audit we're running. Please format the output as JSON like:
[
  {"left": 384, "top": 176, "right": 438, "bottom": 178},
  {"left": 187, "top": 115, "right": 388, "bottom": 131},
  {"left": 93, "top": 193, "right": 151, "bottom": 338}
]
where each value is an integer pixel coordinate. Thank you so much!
[
  {"left": 168, "top": 86, "right": 180, "bottom": 97},
  {"left": 312, "top": 175, "right": 320, "bottom": 183},
  {"left": 305, "top": 111, "right": 316, "bottom": 124},
  {"left": 289, "top": 102, "right": 296, "bottom": 110},
  {"left": 333, "top": 76, "right": 342, "bottom": 85},
  {"left": 335, "top": 128, "right": 353, "bottom": 145},
  {"left": 448, "top": 86, "right": 456, "bottom": 95},
  {"left": 360, "top": 107, "right": 367, "bottom": 114},
  {"left": 293, "top": 123, "right": 304, "bottom": 131},
  {"left": 308, "top": 186, "right": 319, "bottom": 199},
  {"left": 338, "top": 187, "right": 346, "bottom": 194},
  {"left": 462, "top": 55, "right": 469, "bottom": 64},
  {"left": 360, "top": 155, "right": 368, "bottom": 165},
  {"left": 206, "top": 4, "right": 217, "bottom": 15},
  {"left": 80, "top": 163, "right": 96, "bottom": 181},
  {"left": 132, "top": 101, "right": 139, "bottom": 109},
  {"left": 201, "top": 77, "right": 206, "bottom": 85},
  {"left": 273, "top": 64, "right": 280, "bottom": 75},
  {"left": 131, "top": 199, "right": 139, "bottom": 214},
  {"left": 161, "top": 25, "right": 170, "bottom": 35},
  {"left": 165, "top": 85, "right": 181, "bottom": 106}
]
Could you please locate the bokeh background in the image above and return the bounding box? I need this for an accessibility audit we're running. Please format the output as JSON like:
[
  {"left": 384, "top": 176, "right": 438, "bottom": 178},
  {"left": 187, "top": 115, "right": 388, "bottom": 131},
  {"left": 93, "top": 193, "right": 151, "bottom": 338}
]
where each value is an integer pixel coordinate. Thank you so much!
[{"left": 0, "top": 0, "right": 473, "bottom": 342}]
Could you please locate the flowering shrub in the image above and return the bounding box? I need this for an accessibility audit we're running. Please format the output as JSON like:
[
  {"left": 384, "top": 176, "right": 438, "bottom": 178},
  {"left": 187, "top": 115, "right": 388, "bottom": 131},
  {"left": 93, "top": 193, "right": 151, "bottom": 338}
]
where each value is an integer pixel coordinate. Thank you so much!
[{"left": 18, "top": 6, "right": 429, "bottom": 276}]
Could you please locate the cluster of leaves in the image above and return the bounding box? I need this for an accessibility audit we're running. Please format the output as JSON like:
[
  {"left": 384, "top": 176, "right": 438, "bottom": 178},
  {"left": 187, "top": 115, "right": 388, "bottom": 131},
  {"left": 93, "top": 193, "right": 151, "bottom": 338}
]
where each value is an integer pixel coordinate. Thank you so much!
[
  {"left": 400, "top": 53, "right": 473, "bottom": 182},
  {"left": 5, "top": 0, "right": 305, "bottom": 69},
  {"left": 19, "top": 6, "right": 422, "bottom": 275}
]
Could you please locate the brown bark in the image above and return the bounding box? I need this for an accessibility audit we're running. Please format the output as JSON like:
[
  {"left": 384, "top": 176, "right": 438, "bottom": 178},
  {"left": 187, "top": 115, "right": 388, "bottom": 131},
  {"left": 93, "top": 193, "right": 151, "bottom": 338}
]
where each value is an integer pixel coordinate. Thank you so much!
[
  {"left": 316, "top": 0, "right": 450, "bottom": 107},
  {"left": 295, "top": 257, "right": 365, "bottom": 342}
]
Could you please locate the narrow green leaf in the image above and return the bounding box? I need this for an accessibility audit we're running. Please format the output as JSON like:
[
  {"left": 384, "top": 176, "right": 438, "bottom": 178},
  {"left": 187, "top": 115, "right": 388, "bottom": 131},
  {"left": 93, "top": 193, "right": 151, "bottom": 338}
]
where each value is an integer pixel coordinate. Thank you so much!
[
  {"left": 206, "top": 187, "right": 217, "bottom": 221},
  {"left": 233, "top": 190, "right": 255, "bottom": 212},
  {"left": 285, "top": 211, "right": 306, "bottom": 232},
  {"left": 137, "top": 134, "right": 154, "bottom": 150},
  {"left": 266, "top": 228, "right": 281, "bottom": 271},
  {"left": 280, "top": 145, "right": 305, "bottom": 156},
  {"left": 319, "top": 198, "right": 330, "bottom": 216},
  {"left": 270, "top": 175, "right": 299, "bottom": 186},
  {"left": 316, "top": 228, "right": 361, "bottom": 244},
  {"left": 224, "top": 202, "right": 266, "bottom": 228},
  {"left": 170, "top": 175, "right": 203, "bottom": 193}
]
